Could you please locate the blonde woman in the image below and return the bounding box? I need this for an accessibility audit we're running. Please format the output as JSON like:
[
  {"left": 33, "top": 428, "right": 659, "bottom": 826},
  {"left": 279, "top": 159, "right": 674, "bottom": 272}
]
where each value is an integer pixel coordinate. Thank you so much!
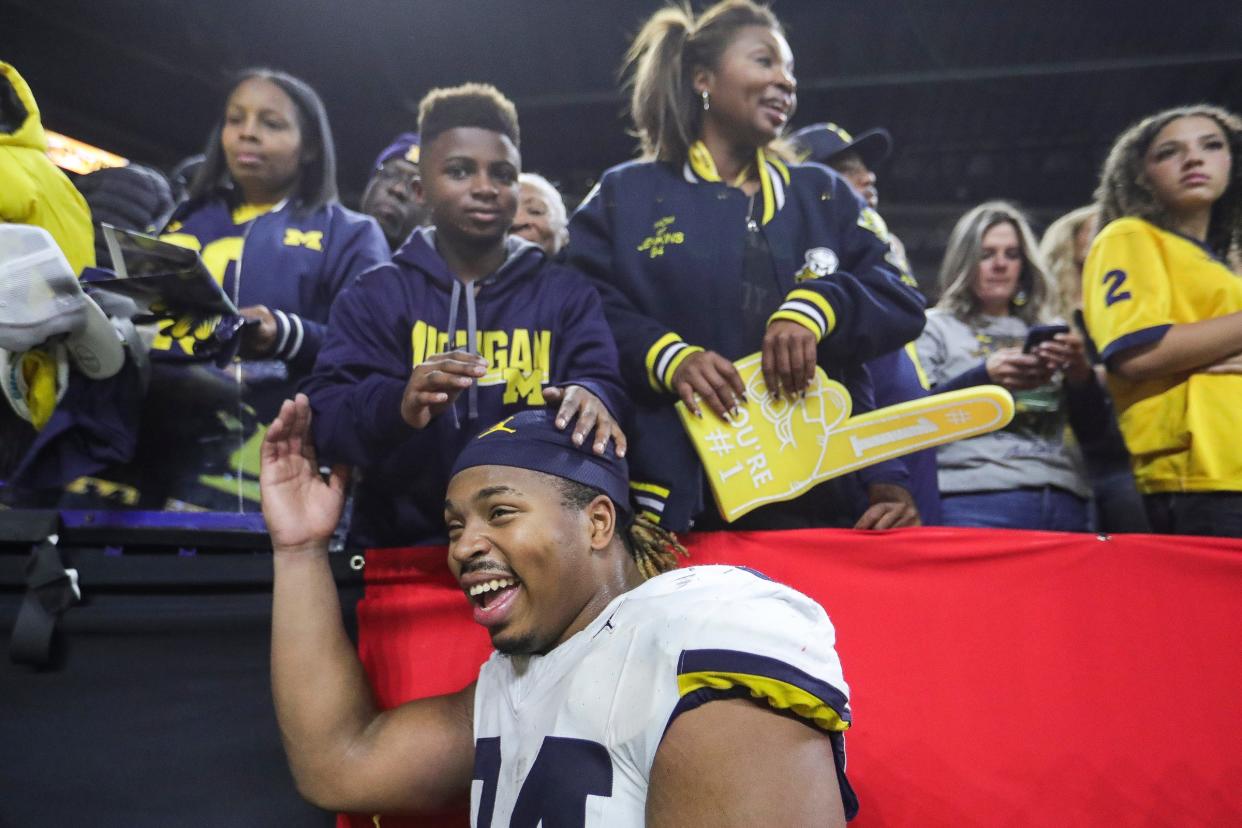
[
  {"left": 916, "top": 201, "right": 1095, "bottom": 530},
  {"left": 1039, "top": 204, "right": 1097, "bottom": 315},
  {"left": 1082, "top": 105, "right": 1242, "bottom": 536},
  {"left": 1040, "top": 204, "right": 1152, "bottom": 532}
]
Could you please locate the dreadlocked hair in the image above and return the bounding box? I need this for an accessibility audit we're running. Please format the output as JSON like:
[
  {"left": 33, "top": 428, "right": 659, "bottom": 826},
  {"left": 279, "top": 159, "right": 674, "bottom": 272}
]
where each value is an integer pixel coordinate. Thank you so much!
[
  {"left": 1095, "top": 104, "right": 1242, "bottom": 268},
  {"left": 556, "top": 479, "right": 689, "bottom": 579}
]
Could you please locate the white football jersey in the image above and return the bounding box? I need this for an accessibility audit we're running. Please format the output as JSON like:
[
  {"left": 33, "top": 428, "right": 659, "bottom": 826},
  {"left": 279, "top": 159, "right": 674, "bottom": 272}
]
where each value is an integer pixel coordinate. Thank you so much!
[{"left": 470, "top": 564, "right": 854, "bottom": 827}]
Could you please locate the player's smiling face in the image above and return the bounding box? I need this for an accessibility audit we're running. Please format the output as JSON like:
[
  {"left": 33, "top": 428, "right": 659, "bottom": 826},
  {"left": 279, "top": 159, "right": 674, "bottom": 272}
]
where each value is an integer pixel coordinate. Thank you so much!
[
  {"left": 971, "top": 221, "right": 1024, "bottom": 315},
  {"left": 416, "top": 127, "right": 520, "bottom": 251},
  {"left": 1143, "top": 115, "right": 1232, "bottom": 220},
  {"left": 697, "top": 25, "right": 797, "bottom": 148},
  {"left": 221, "top": 77, "right": 306, "bottom": 204},
  {"left": 444, "top": 466, "right": 605, "bottom": 656}
]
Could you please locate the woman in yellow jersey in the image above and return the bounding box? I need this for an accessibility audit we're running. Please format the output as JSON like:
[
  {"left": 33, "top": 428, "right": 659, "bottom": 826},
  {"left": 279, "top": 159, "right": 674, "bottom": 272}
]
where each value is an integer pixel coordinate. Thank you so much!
[
  {"left": 564, "top": 0, "right": 927, "bottom": 532},
  {"left": 1083, "top": 105, "right": 1242, "bottom": 536}
]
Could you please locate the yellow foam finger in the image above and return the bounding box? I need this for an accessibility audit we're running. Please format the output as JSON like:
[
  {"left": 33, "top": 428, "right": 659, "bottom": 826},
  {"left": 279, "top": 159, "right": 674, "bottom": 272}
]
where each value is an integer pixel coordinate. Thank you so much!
[{"left": 677, "top": 352, "right": 1014, "bottom": 522}]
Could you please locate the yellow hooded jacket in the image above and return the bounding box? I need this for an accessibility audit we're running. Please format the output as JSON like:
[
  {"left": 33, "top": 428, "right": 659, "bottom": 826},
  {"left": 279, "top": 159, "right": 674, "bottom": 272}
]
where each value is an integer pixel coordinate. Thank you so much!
[{"left": 0, "top": 62, "right": 95, "bottom": 274}]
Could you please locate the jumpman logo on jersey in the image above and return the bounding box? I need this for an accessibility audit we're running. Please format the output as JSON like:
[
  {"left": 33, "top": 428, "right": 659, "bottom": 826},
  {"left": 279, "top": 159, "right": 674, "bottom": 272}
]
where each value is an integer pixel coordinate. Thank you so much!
[
  {"left": 593, "top": 610, "right": 620, "bottom": 639},
  {"left": 478, "top": 416, "right": 517, "bottom": 438}
]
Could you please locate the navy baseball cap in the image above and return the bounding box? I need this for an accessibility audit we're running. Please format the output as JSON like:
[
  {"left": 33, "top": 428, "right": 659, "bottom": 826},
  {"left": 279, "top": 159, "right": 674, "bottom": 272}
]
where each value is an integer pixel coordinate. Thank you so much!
[
  {"left": 450, "top": 409, "right": 631, "bottom": 517},
  {"left": 791, "top": 122, "right": 892, "bottom": 169},
  {"left": 373, "top": 132, "right": 420, "bottom": 170}
]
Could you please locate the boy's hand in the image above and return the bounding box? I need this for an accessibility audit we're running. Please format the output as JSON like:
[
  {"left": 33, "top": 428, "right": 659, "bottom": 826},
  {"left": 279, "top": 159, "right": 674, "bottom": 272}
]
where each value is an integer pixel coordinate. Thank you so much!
[
  {"left": 401, "top": 350, "right": 488, "bottom": 429},
  {"left": 260, "top": 394, "right": 350, "bottom": 552},
  {"left": 543, "top": 385, "right": 627, "bottom": 457},
  {"left": 671, "top": 350, "right": 747, "bottom": 421},
  {"left": 762, "top": 319, "right": 818, "bottom": 401}
]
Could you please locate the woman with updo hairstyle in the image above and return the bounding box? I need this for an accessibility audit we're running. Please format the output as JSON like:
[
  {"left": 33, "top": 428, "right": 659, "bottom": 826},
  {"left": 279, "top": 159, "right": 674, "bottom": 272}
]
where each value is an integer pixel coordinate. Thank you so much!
[
  {"left": 1082, "top": 104, "right": 1242, "bottom": 536},
  {"left": 916, "top": 201, "right": 1096, "bottom": 531},
  {"left": 565, "top": 0, "right": 926, "bottom": 535},
  {"left": 512, "top": 172, "right": 569, "bottom": 256}
]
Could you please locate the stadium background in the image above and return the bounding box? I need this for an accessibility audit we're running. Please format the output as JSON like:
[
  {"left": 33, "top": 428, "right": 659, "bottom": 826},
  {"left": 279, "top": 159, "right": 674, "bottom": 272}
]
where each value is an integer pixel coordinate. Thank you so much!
[{"left": 5, "top": 0, "right": 1241, "bottom": 286}]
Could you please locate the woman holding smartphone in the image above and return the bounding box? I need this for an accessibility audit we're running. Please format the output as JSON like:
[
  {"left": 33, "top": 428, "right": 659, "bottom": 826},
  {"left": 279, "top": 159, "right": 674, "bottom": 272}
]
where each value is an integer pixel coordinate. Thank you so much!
[
  {"left": 916, "top": 201, "right": 1096, "bottom": 530},
  {"left": 1083, "top": 105, "right": 1242, "bottom": 537}
]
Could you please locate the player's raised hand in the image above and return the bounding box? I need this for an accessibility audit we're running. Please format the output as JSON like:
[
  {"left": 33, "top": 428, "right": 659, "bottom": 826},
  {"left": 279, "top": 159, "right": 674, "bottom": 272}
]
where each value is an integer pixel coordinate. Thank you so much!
[
  {"left": 762, "top": 319, "right": 818, "bottom": 401},
  {"left": 543, "top": 385, "right": 627, "bottom": 457},
  {"left": 672, "top": 350, "right": 748, "bottom": 421},
  {"left": 985, "top": 347, "right": 1053, "bottom": 391},
  {"left": 401, "top": 350, "right": 488, "bottom": 429},
  {"left": 260, "top": 394, "right": 349, "bottom": 553}
]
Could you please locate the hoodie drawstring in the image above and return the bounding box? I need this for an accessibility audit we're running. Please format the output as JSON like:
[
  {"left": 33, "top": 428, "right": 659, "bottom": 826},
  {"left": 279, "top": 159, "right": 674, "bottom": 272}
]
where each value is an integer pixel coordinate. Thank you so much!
[
  {"left": 464, "top": 284, "right": 479, "bottom": 420},
  {"left": 443, "top": 280, "right": 480, "bottom": 427}
]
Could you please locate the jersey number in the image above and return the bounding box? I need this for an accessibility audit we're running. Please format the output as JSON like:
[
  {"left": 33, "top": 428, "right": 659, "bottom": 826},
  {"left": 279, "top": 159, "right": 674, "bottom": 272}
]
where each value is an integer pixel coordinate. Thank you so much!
[
  {"left": 1102, "top": 269, "right": 1132, "bottom": 306},
  {"left": 473, "top": 736, "right": 612, "bottom": 827}
]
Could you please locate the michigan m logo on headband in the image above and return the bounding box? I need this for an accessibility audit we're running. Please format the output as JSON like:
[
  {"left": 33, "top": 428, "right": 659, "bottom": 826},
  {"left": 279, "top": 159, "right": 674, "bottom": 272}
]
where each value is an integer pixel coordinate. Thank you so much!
[{"left": 676, "top": 353, "right": 1015, "bottom": 522}]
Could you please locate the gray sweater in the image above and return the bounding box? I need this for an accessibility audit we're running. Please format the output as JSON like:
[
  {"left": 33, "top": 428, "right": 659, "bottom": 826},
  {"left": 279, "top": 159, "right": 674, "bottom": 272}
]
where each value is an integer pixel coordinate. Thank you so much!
[{"left": 915, "top": 309, "right": 1090, "bottom": 498}]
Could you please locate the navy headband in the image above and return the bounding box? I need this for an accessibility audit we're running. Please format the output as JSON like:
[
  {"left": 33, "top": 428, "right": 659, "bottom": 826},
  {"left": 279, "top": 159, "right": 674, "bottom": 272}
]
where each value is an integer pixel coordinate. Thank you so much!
[{"left": 450, "top": 409, "right": 631, "bottom": 518}]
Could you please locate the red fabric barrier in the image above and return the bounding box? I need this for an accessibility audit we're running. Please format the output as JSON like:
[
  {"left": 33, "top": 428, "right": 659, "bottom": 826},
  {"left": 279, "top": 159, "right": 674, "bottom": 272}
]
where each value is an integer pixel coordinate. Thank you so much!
[{"left": 342, "top": 528, "right": 1242, "bottom": 827}]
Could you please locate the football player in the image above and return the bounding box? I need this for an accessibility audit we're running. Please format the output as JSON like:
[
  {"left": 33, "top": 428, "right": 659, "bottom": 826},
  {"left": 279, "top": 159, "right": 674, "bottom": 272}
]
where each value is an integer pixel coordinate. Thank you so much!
[{"left": 263, "top": 396, "right": 857, "bottom": 825}]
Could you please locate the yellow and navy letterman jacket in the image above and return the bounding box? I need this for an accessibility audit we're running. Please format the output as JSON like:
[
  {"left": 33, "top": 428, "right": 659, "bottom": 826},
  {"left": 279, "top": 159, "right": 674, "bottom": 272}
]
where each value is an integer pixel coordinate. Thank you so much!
[{"left": 565, "top": 153, "right": 926, "bottom": 530}]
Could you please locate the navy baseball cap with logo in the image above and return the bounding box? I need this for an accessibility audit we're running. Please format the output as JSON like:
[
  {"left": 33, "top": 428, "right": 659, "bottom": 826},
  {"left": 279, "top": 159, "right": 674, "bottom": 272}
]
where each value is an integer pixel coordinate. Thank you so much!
[
  {"left": 450, "top": 409, "right": 631, "bottom": 518},
  {"left": 791, "top": 122, "right": 892, "bottom": 169},
  {"left": 372, "top": 132, "right": 420, "bottom": 170}
]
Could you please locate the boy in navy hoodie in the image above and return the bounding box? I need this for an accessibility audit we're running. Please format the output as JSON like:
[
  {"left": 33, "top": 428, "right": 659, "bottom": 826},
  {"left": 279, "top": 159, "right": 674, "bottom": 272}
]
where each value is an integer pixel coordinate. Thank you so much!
[{"left": 304, "top": 84, "right": 626, "bottom": 548}]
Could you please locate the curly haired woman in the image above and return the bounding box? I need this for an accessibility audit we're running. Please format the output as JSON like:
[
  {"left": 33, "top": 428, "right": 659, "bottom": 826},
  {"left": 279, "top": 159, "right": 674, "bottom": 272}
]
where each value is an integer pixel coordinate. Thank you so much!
[{"left": 1082, "top": 105, "right": 1242, "bottom": 536}]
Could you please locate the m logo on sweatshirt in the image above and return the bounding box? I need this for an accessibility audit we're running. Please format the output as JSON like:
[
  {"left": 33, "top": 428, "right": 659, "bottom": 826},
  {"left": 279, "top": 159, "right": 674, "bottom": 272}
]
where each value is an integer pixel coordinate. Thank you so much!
[{"left": 283, "top": 229, "right": 324, "bottom": 251}]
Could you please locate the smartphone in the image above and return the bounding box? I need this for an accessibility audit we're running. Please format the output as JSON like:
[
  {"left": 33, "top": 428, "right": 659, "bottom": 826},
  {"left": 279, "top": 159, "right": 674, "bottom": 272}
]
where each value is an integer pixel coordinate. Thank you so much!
[{"left": 1022, "top": 324, "right": 1070, "bottom": 353}]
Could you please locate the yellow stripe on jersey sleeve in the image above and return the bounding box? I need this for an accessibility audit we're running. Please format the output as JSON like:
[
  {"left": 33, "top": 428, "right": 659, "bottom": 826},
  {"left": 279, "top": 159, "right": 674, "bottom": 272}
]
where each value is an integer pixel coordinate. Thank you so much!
[{"left": 677, "top": 670, "right": 849, "bottom": 733}]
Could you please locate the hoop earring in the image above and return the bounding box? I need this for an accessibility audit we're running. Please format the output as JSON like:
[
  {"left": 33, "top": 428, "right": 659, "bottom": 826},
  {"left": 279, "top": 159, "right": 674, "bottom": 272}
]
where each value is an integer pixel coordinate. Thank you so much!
[{"left": 701, "top": 90, "right": 710, "bottom": 111}]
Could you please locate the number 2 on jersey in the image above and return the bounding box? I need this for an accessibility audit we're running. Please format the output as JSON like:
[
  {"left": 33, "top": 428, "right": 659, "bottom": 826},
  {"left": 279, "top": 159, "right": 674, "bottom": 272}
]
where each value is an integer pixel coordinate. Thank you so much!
[
  {"left": 473, "top": 736, "right": 612, "bottom": 827},
  {"left": 1102, "top": 269, "right": 1132, "bottom": 306}
]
